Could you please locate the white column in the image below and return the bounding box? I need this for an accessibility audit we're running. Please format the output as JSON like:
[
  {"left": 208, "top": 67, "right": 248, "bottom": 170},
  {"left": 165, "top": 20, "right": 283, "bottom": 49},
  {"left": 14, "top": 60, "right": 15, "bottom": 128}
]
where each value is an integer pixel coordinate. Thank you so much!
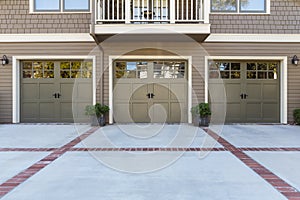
[
  {"left": 204, "top": 0, "right": 210, "bottom": 23},
  {"left": 125, "top": 0, "right": 131, "bottom": 23},
  {"left": 170, "top": 0, "right": 175, "bottom": 23}
]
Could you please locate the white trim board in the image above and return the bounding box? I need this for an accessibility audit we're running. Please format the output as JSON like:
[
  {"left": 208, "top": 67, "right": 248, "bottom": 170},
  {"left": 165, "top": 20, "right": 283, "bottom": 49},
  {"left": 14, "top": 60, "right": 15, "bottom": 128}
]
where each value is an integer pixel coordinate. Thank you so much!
[
  {"left": 205, "top": 34, "right": 300, "bottom": 43},
  {"left": 12, "top": 55, "right": 96, "bottom": 123},
  {"left": 0, "top": 34, "right": 94, "bottom": 43},
  {"left": 204, "top": 56, "right": 287, "bottom": 124},
  {"left": 109, "top": 55, "right": 193, "bottom": 124}
]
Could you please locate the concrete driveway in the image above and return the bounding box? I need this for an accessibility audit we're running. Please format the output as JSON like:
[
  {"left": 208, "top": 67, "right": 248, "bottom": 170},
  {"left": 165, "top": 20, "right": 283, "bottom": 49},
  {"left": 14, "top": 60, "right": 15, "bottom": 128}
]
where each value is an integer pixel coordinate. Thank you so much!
[{"left": 0, "top": 124, "right": 300, "bottom": 200}]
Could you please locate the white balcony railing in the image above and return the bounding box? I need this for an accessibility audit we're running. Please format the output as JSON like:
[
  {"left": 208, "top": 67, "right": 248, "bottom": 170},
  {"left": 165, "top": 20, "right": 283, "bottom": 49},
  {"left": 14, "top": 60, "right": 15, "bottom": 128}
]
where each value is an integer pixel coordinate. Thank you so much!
[{"left": 95, "top": 0, "right": 207, "bottom": 24}]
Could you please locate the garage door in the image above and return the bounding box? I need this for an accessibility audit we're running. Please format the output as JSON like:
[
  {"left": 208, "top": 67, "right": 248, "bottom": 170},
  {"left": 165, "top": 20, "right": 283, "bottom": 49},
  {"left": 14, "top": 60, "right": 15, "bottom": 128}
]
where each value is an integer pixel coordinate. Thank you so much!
[
  {"left": 21, "top": 60, "right": 93, "bottom": 123},
  {"left": 209, "top": 61, "right": 280, "bottom": 123},
  {"left": 113, "top": 60, "right": 187, "bottom": 123}
]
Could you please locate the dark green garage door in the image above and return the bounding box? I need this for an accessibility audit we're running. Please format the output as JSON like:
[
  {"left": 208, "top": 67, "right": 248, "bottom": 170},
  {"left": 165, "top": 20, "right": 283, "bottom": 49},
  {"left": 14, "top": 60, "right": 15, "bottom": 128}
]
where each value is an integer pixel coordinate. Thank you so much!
[
  {"left": 21, "top": 60, "right": 93, "bottom": 123},
  {"left": 209, "top": 61, "right": 280, "bottom": 123}
]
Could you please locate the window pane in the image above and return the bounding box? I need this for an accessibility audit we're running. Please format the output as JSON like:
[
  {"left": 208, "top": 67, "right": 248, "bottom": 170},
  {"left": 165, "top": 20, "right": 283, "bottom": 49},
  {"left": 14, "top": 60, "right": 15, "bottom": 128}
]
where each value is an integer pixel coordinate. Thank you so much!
[
  {"left": 64, "top": 0, "right": 89, "bottom": 10},
  {"left": 240, "top": 0, "right": 265, "bottom": 12},
  {"left": 211, "top": 0, "right": 237, "bottom": 12},
  {"left": 35, "top": 0, "right": 60, "bottom": 11}
]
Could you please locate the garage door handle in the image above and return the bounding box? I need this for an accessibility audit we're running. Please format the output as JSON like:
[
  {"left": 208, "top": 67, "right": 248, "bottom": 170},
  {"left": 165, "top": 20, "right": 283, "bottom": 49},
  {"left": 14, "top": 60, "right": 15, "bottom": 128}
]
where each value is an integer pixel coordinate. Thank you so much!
[
  {"left": 57, "top": 93, "right": 61, "bottom": 98},
  {"left": 53, "top": 93, "right": 58, "bottom": 98},
  {"left": 240, "top": 94, "right": 248, "bottom": 99}
]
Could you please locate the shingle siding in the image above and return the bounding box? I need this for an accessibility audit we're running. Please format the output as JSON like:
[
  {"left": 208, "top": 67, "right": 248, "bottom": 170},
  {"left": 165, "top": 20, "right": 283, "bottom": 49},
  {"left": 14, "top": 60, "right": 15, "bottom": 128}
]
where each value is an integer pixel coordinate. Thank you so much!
[
  {"left": 0, "top": 0, "right": 90, "bottom": 34},
  {"left": 210, "top": 0, "right": 300, "bottom": 34}
]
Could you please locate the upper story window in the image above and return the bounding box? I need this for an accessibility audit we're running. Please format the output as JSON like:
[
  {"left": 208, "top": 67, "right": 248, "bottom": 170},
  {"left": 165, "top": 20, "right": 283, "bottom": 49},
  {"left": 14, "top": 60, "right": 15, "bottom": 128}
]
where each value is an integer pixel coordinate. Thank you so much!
[
  {"left": 211, "top": 0, "right": 267, "bottom": 13},
  {"left": 34, "top": 0, "right": 90, "bottom": 12}
]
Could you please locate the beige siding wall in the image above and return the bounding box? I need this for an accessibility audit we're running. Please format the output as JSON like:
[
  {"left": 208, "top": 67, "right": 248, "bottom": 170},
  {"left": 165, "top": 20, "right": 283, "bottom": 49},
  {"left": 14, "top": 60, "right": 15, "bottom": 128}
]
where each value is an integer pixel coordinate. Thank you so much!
[
  {"left": 0, "top": 1, "right": 90, "bottom": 34},
  {"left": 210, "top": 0, "right": 300, "bottom": 34},
  {"left": 0, "top": 42, "right": 98, "bottom": 123}
]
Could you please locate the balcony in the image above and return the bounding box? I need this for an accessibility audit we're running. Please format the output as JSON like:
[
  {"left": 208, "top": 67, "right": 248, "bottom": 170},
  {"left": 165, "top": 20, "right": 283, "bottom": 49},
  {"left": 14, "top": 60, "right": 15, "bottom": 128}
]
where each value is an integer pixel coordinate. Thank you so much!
[{"left": 92, "top": 0, "right": 210, "bottom": 41}]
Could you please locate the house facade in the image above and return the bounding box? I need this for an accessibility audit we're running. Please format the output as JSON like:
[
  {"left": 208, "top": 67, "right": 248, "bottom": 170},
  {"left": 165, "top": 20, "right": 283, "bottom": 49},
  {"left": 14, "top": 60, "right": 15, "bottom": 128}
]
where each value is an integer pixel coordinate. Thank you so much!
[{"left": 0, "top": 0, "right": 299, "bottom": 124}]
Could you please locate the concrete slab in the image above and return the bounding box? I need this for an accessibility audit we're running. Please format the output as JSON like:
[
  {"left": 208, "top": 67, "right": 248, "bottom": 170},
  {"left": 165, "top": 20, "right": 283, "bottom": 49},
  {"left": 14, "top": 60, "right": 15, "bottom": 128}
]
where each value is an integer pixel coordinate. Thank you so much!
[
  {"left": 1, "top": 152, "right": 285, "bottom": 200},
  {"left": 75, "top": 124, "right": 223, "bottom": 148},
  {"left": 0, "top": 152, "right": 50, "bottom": 184},
  {"left": 0, "top": 125, "right": 90, "bottom": 148},
  {"left": 217, "top": 125, "right": 300, "bottom": 148},
  {"left": 246, "top": 151, "right": 300, "bottom": 191}
]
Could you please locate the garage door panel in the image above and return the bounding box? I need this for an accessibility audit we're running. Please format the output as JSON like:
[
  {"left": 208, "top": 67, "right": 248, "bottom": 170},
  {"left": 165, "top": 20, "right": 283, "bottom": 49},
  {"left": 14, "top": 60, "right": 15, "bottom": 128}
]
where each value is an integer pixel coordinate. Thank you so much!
[
  {"left": 170, "top": 102, "right": 183, "bottom": 122},
  {"left": 263, "top": 84, "right": 278, "bottom": 101},
  {"left": 245, "top": 103, "right": 262, "bottom": 121},
  {"left": 114, "top": 84, "right": 132, "bottom": 101},
  {"left": 60, "top": 83, "right": 73, "bottom": 100},
  {"left": 114, "top": 103, "right": 131, "bottom": 123},
  {"left": 246, "top": 83, "right": 261, "bottom": 100},
  {"left": 40, "top": 102, "right": 55, "bottom": 119},
  {"left": 263, "top": 103, "right": 279, "bottom": 121},
  {"left": 22, "top": 84, "right": 38, "bottom": 100},
  {"left": 225, "top": 83, "right": 241, "bottom": 102},
  {"left": 75, "top": 82, "right": 92, "bottom": 101},
  {"left": 208, "top": 83, "right": 226, "bottom": 103},
  {"left": 131, "top": 84, "right": 148, "bottom": 100},
  {"left": 226, "top": 103, "right": 242, "bottom": 122},
  {"left": 39, "top": 83, "right": 55, "bottom": 99},
  {"left": 170, "top": 83, "right": 186, "bottom": 100},
  {"left": 60, "top": 102, "right": 73, "bottom": 121},
  {"left": 150, "top": 103, "right": 168, "bottom": 123},
  {"left": 132, "top": 103, "right": 150, "bottom": 123},
  {"left": 22, "top": 103, "right": 38, "bottom": 120},
  {"left": 153, "top": 84, "right": 169, "bottom": 100}
]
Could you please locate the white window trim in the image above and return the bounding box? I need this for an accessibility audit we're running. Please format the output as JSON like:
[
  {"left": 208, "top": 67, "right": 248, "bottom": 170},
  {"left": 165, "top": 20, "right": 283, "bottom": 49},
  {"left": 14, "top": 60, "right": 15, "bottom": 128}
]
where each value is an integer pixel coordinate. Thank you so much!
[
  {"left": 205, "top": 56, "right": 287, "bottom": 124},
  {"left": 109, "top": 55, "right": 193, "bottom": 124},
  {"left": 29, "top": 0, "right": 92, "bottom": 14},
  {"left": 12, "top": 55, "right": 96, "bottom": 123},
  {"left": 210, "top": 0, "right": 270, "bottom": 14}
]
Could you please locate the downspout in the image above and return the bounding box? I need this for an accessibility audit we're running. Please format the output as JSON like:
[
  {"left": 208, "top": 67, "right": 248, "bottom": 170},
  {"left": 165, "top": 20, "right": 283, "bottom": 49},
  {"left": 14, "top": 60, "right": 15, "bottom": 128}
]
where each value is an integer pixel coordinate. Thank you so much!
[{"left": 90, "top": 0, "right": 104, "bottom": 104}]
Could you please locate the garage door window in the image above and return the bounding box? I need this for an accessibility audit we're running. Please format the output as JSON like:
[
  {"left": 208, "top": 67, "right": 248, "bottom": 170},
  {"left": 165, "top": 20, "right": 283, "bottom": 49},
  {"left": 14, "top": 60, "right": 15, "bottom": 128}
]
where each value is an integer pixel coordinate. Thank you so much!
[
  {"left": 114, "top": 61, "right": 148, "bottom": 79},
  {"left": 247, "top": 62, "right": 278, "bottom": 79},
  {"left": 60, "top": 61, "right": 92, "bottom": 78},
  {"left": 22, "top": 61, "right": 55, "bottom": 79},
  {"left": 209, "top": 62, "right": 241, "bottom": 79},
  {"left": 153, "top": 61, "right": 185, "bottom": 79}
]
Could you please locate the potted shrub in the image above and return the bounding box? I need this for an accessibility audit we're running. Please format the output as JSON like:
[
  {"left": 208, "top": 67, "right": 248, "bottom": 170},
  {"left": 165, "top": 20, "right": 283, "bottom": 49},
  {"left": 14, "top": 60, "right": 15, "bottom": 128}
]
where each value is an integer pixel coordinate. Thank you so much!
[
  {"left": 293, "top": 109, "right": 300, "bottom": 125},
  {"left": 191, "top": 103, "right": 211, "bottom": 127},
  {"left": 85, "top": 103, "right": 110, "bottom": 126}
]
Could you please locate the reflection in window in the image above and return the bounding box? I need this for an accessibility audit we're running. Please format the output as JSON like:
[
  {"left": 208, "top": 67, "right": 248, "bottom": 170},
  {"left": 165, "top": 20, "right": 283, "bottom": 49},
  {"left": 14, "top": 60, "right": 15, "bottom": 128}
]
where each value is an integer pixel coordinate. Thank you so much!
[
  {"left": 114, "top": 61, "right": 148, "bottom": 79},
  {"left": 240, "top": 0, "right": 265, "bottom": 12},
  {"left": 246, "top": 62, "right": 278, "bottom": 80},
  {"left": 34, "top": 0, "right": 90, "bottom": 12},
  {"left": 211, "top": 0, "right": 237, "bottom": 12},
  {"left": 209, "top": 61, "right": 241, "bottom": 79},
  {"left": 153, "top": 61, "right": 185, "bottom": 79},
  {"left": 211, "top": 0, "right": 266, "bottom": 13}
]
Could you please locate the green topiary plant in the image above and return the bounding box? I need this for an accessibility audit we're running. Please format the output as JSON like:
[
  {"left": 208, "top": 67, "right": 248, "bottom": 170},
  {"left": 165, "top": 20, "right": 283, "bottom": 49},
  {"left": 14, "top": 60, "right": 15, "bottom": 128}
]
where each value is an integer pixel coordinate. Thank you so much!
[
  {"left": 191, "top": 103, "right": 211, "bottom": 117},
  {"left": 191, "top": 103, "right": 211, "bottom": 127},
  {"left": 293, "top": 109, "right": 300, "bottom": 125},
  {"left": 85, "top": 103, "right": 110, "bottom": 126}
]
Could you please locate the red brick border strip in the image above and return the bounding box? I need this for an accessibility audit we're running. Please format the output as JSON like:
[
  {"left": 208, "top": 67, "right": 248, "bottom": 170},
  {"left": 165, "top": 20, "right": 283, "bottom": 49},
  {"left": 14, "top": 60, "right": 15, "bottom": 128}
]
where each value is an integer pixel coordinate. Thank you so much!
[
  {"left": 0, "top": 127, "right": 99, "bottom": 198},
  {"left": 69, "top": 147, "right": 227, "bottom": 151},
  {"left": 2, "top": 147, "right": 300, "bottom": 152},
  {"left": 204, "top": 128, "right": 300, "bottom": 200}
]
